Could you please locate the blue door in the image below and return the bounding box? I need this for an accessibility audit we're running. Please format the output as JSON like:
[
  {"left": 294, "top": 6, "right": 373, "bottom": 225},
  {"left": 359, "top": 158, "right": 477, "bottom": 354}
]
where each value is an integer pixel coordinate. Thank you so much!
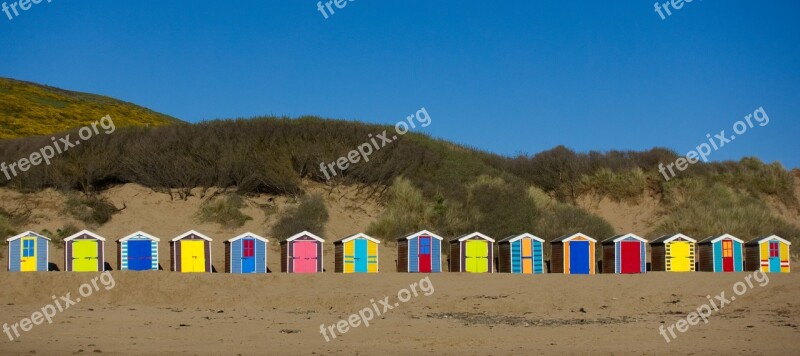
[
  {"left": 354, "top": 239, "right": 368, "bottom": 273},
  {"left": 569, "top": 241, "right": 590, "bottom": 274},
  {"left": 242, "top": 239, "right": 256, "bottom": 273},
  {"left": 128, "top": 240, "right": 152, "bottom": 271}
]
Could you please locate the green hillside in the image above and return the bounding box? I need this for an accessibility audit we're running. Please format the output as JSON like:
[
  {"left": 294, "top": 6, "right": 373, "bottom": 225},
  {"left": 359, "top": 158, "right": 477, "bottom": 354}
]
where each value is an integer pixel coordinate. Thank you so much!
[
  {"left": 0, "top": 78, "right": 182, "bottom": 139},
  {"left": 0, "top": 78, "right": 797, "bottom": 250}
]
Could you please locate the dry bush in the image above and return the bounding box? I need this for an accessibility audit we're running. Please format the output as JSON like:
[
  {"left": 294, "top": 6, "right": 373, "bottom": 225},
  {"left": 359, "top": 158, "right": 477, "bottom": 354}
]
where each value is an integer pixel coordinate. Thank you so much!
[
  {"left": 196, "top": 194, "right": 253, "bottom": 229},
  {"left": 271, "top": 194, "right": 329, "bottom": 241}
]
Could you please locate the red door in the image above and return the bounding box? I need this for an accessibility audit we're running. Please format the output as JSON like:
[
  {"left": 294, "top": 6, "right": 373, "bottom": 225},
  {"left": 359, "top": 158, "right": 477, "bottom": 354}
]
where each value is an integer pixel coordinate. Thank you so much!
[
  {"left": 620, "top": 241, "right": 641, "bottom": 274},
  {"left": 418, "top": 237, "right": 431, "bottom": 273},
  {"left": 293, "top": 241, "right": 318, "bottom": 273},
  {"left": 721, "top": 240, "right": 733, "bottom": 272}
]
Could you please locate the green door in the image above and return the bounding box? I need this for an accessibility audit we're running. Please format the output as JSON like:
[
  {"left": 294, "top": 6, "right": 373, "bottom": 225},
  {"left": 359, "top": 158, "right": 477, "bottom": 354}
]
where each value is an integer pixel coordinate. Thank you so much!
[{"left": 73, "top": 240, "right": 98, "bottom": 272}]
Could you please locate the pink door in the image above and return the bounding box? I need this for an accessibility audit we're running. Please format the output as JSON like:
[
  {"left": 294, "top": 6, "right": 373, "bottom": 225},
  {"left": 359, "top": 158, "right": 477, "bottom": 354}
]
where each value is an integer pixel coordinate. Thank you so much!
[{"left": 293, "top": 241, "right": 318, "bottom": 273}]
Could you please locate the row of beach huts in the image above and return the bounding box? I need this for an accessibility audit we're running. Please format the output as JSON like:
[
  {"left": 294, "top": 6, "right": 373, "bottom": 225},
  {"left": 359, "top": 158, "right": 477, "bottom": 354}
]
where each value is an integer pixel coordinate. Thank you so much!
[{"left": 5, "top": 229, "right": 792, "bottom": 274}]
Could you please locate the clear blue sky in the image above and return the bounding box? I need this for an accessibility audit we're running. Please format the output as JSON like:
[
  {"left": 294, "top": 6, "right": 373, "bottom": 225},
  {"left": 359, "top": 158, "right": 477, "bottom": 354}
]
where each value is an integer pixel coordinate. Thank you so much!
[{"left": 1, "top": 1, "right": 798, "bottom": 167}]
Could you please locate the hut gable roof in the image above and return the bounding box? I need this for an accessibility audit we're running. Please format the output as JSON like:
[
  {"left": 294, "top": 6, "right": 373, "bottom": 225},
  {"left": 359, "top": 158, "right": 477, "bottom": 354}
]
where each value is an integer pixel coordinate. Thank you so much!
[
  {"left": 552, "top": 232, "right": 596, "bottom": 243},
  {"left": 118, "top": 231, "right": 160, "bottom": 242},
  {"left": 64, "top": 230, "right": 106, "bottom": 242},
  {"left": 498, "top": 233, "right": 544, "bottom": 243},
  {"left": 650, "top": 233, "right": 696, "bottom": 244},
  {"left": 601, "top": 233, "right": 648, "bottom": 245},
  {"left": 171, "top": 230, "right": 213, "bottom": 242},
  {"left": 226, "top": 232, "right": 269, "bottom": 244},
  {"left": 334, "top": 233, "right": 380, "bottom": 245},
  {"left": 745, "top": 235, "right": 792, "bottom": 246},
  {"left": 6, "top": 231, "right": 50, "bottom": 242},
  {"left": 698, "top": 234, "right": 744, "bottom": 245},
  {"left": 285, "top": 230, "right": 325, "bottom": 242},
  {"left": 396, "top": 230, "right": 444, "bottom": 241},
  {"left": 451, "top": 232, "right": 495, "bottom": 243}
]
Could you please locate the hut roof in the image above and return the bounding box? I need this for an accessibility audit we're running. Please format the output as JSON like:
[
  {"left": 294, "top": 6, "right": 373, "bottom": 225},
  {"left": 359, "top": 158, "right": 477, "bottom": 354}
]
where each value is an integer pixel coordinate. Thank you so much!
[
  {"left": 226, "top": 232, "right": 269, "bottom": 244},
  {"left": 396, "top": 230, "right": 444, "bottom": 241},
  {"left": 171, "top": 230, "right": 213, "bottom": 242},
  {"left": 450, "top": 232, "right": 495, "bottom": 243},
  {"left": 333, "top": 233, "right": 380, "bottom": 244},
  {"left": 697, "top": 234, "right": 743, "bottom": 245},
  {"left": 745, "top": 235, "right": 792, "bottom": 246},
  {"left": 650, "top": 233, "right": 696, "bottom": 244},
  {"left": 285, "top": 230, "right": 325, "bottom": 242},
  {"left": 118, "top": 231, "right": 160, "bottom": 242},
  {"left": 497, "top": 233, "right": 544, "bottom": 243},
  {"left": 6, "top": 231, "right": 50, "bottom": 242},
  {"left": 64, "top": 230, "right": 106, "bottom": 242},
  {"left": 601, "top": 233, "right": 647, "bottom": 245},
  {"left": 552, "top": 232, "right": 596, "bottom": 243}
]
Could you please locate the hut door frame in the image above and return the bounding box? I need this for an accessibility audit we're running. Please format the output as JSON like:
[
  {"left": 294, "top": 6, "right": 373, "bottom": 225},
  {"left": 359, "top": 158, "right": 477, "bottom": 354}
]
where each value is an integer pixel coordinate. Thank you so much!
[
  {"left": 768, "top": 241, "right": 780, "bottom": 272},
  {"left": 354, "top": 239, "right": 368, "bottom": 273},
  {"left": 241, "top": 239, "right": 256, "bottom": 273},
  {"left": 465, "top": 240, "right": 488, "bottom": 273},
  {"left": 21, "top": 237, "right": 36, "bottom": 272},
  {"left": 181, "top": 240, "right": 206, "bottom": 273},
  {"left": 620, "top": 241, "right": 641, "bottom": 274},
  {"left": 721, "top": 240, "right": 734, "bottom": 272},
  {"left": 520, "top": 239, "right": 533, "bottom": 274},
  {"left": 73, "top": 240, "right": 99, "bottom": 272},
  {"left": 568, "top": 241, "right": 590, "bottom": 274},
  {"left": 668, "top": 241, "right": 692, "bottom": 272},
  {"left": 418, "top": 237, "right": 432, "bottom": 273},
  {"left": 128, "top": 240, "right": 153, "bottom": 271},
  {"left": 293, "top": 241, "right": 318, "bottom": 273}
]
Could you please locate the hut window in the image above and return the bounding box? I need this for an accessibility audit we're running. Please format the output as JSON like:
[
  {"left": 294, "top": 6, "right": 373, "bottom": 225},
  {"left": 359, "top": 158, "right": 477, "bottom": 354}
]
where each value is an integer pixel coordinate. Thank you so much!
[
  {"left": 769, "top": 242, "right": 779, "bottom": 258},
  {"left": 22, "top": 239, "right": 35, "bottom": 257},
  {"left": 243, "top": 239, "right": 255, "bottom": 258},
  {"left": 419, "top": 237, "right": 430, "bottom": 254},
  {"left": 722, "top": 240, "right": 732, "bottom": 258}
]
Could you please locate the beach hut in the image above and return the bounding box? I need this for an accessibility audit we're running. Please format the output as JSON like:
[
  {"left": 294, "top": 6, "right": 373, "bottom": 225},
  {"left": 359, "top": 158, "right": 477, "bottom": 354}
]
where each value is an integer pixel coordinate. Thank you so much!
[
  {"left": 397, "top": 230, "right": 443, "bottom": 273},
  {"left": 650, "top": 233, "right": 696, "bottom": 272},
  {"left": 449, "top": 232, "right": 495, "bottom": 273},
  {"left": 550, "top": 233, "right": 596, "bottom": 275},
  {"left": 334, "top": 233, "right": 380, "bottom": 273},
  {"left": 280, "top": 231, "right": 324, "bottom": 273},
  {"left": 64, "top": 230, "right": 106, "bottom": 272},
  {"left": 224, "top": 232, "right": 269, "bottom": 274},
  {"left": 497, "top": 233, "right": 545, "bottom": 274},
  {"left": 745, "top": 235, "right": 791, "bottom": 273},
  {"left": 601, "top": 233, "right": 647, "bottom": 274},
  {"left": 6, "top": 231, "right": 50, "bottom": 272},
  {"left": 117, "top": 231, "right": 160, "bottom": 271},
  {"left": 698, "top": 234, "right": 744, "bottom": 273},
  {"left": 170, "top": 230, "right": 212, "bottom": 273}
]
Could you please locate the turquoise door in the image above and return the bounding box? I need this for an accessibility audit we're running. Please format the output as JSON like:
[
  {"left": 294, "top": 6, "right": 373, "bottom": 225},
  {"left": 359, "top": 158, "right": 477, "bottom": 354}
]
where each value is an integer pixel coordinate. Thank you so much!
[{"left": 354, "top": 239, "right": 368, "bottom": 273}]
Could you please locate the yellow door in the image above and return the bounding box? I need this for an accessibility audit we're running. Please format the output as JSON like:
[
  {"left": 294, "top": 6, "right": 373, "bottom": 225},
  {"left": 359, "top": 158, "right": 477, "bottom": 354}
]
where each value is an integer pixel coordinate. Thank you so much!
[
  {"left": 181, "top": 240, "right": 206, "bottom": 272},
  {"left": 20, "top": 238, "right": 37, "bottom": 272},
  {"left": 73, "top": 240, "right": 98, "bottom": 272},
  {"left": 669, "top": 242, "right": 692, "bottom": 272},
  {"left": 465, "top": 240, "right": 488, "bottom": 273}
]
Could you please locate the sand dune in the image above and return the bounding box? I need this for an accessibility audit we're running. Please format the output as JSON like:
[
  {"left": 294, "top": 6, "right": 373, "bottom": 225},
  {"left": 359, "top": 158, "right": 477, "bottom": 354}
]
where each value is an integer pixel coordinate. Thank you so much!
[{"left": 1, "top": 183, "right": 799, "bottom": 354}]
